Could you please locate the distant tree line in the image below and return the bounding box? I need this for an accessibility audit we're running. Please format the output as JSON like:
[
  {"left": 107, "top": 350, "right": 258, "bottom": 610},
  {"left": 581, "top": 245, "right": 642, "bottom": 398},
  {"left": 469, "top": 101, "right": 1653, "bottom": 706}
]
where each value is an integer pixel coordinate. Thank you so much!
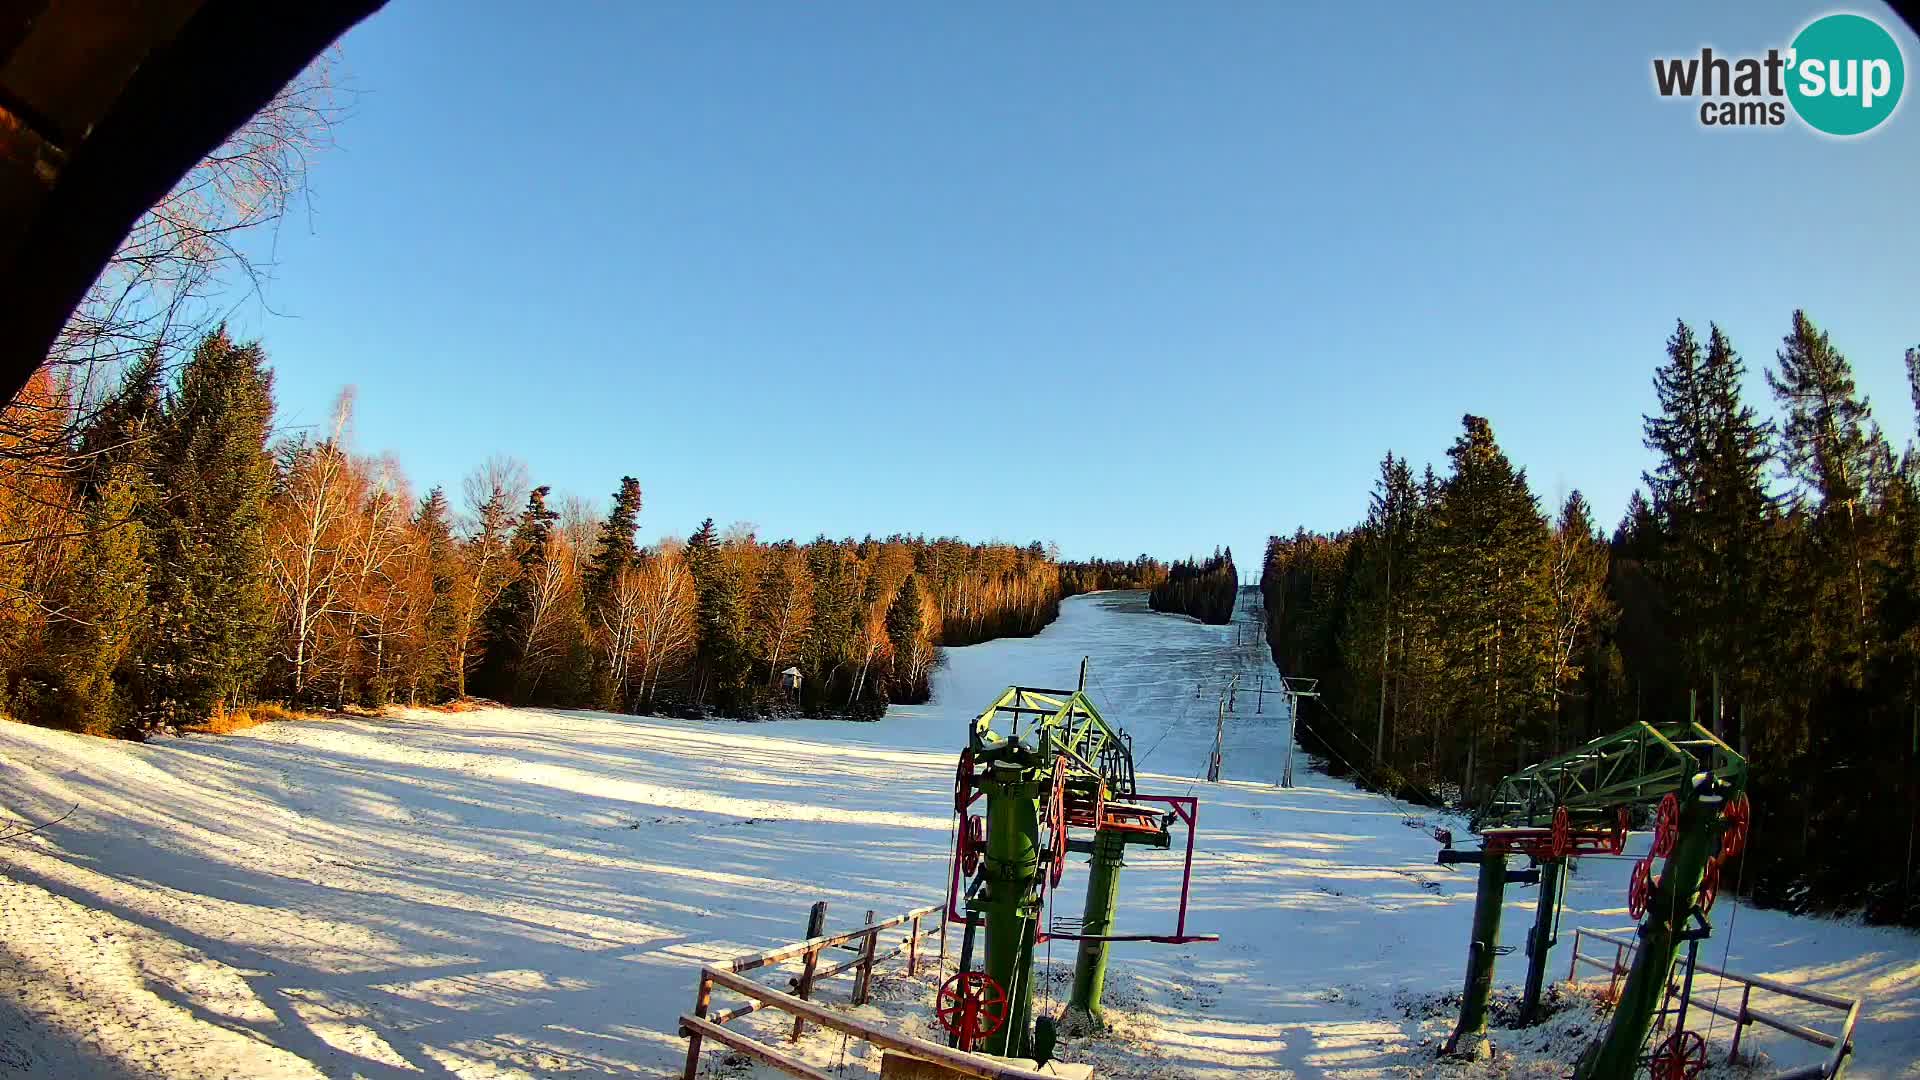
[
  {"left": 1149, "top": 549, "right": 1238, "bottom": 624},
  {"left": 0, "top": 330, "right": 1064, "bottom": 735},
  {"left": 1059, "top": 555, "right": 1169, "bottom": 597},
  {"left": 1263, "top": 311, "right": 1920, "bottom": 925}
]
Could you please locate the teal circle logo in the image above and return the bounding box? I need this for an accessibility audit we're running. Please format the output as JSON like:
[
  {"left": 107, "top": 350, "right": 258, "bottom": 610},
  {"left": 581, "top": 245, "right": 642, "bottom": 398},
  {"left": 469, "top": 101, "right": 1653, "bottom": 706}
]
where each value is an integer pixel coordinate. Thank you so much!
[{"left": 1787, "top": 13, "right": 1905, "bottom": 136}]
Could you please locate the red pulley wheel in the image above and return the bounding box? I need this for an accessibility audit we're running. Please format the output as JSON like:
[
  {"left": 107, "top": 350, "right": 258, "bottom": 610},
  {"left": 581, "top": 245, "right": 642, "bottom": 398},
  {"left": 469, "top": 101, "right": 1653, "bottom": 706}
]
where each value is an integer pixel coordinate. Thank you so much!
[
  {"left": 1653, "top": 793, "right": 1680, "bottom": 859},
  {"left": 1613, "top": 806, "right": 1632, "bottom": 855},
  {"left": 1721, "top": 792, "right": 1751, "bottom": 860},
  {"left": 935, "top": 971, "right": 1008, "bottom": 1051},
  {"left": 959, "top": 813, "right": 986, "bottom": 876},
  {"left": 1649, "top": 1029, "right": 1708, "bottom": 1080},
  {"left": 1551, "top": 805, "right": 1571, "bottom": 859},
  {"left": 1045, "top": 756, "right": 1070, "bottom": 887},
  {"left": 1697, "top": 855, "right": 1721, "bottom": 913},
  {"left": 1628, "top": 856, "right": 1655, "bottom": 920},
  {"left": 954, "top": 748, "right": 975, "bottom": 815}
]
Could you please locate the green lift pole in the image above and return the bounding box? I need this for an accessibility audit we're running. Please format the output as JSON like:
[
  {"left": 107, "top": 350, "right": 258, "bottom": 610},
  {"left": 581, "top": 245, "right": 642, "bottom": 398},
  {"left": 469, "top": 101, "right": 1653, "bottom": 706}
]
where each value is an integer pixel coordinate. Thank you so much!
[
  {"left": 1519, "top": 858, "right": 1563, "bottom": 1026},
  {"left": 1443, "top": 849, "right": 1510, "bottom": 1055},
  {"left": 1069, "top": 828, "right": 1127, "bottom": 1023},
  {"left": 978, "top": 759, "right": 1041, "bottom": 1059},
  {"left": 1575, "top": 789, "right": 1723, "bottom": 1080}
]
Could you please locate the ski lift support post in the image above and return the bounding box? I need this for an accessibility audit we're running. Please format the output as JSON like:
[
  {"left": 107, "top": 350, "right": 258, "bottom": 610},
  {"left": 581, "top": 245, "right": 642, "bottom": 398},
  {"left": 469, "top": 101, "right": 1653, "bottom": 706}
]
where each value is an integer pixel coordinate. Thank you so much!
[
  {"left": 947, "top": 675, "right": 1216, "bottom": 1057},
  {"left": 1435, "top": 718, "right": 1746, "bottom": 1079}
]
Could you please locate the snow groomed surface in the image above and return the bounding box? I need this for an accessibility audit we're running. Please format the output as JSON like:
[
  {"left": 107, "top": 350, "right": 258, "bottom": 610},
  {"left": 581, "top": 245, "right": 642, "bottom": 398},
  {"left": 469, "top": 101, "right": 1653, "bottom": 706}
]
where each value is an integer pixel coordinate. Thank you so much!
[{"left": 0, "top": 592, "right": 1914, "bottom": 1077}]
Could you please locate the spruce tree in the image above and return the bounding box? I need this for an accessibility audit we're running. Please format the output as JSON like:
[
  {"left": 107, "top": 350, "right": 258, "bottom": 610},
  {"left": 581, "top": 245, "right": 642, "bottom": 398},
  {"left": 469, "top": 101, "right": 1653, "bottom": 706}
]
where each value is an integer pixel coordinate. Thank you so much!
[
  {"left": 475, "top": 486, "right": 558, "bottom": 698},
  {"left": 1426, "top": 415, "right": 1554, "bottom": 794},
  {"left": 40, "top": 462, "right": 151, "bottom": 734},
  {"left": 1641, "top": 321, "right": 1776, "bottom": 721},
  {"left": 584, "top": 477, "right": 643, "bottom": 614},
  {"left": 1769, "top": 310, "right": 1890, "bottom": 679},
  {"left": 685, "top": 518, "right": 750, "bottom": 708},
  {"left": 414, "top": 487, "right": 461, "bottom": 701},
  {"left": 582, "top": 477, "right": 643, "bottom": 708},
  {"left": 136, "top": 328, "right": 276, "bottom": 727}
]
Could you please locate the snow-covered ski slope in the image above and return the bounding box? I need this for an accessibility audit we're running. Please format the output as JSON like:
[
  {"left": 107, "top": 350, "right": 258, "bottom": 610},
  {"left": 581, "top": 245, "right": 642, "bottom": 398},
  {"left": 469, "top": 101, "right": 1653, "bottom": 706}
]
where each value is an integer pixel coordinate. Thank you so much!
[{"left": 0, "top": 592, "right": 1915, "bottom": 1078}]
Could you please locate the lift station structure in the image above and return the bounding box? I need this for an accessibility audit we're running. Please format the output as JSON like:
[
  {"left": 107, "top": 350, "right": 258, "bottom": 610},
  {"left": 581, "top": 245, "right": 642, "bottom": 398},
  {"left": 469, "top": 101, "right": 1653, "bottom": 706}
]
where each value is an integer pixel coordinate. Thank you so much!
[
  {"left": 940, "top": 672, "right": 1215, "bottom": 1059},
  {"left": 1437, "top": 719, "right": 1750, "bottom": 1080}
]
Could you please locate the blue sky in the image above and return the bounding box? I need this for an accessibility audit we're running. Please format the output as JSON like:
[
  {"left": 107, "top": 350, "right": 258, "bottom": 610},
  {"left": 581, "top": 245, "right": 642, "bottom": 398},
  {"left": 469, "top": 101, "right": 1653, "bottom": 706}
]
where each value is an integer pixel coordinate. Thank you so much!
[{"left": 223, "top": 2, "right": 1920, "bottom": 572}]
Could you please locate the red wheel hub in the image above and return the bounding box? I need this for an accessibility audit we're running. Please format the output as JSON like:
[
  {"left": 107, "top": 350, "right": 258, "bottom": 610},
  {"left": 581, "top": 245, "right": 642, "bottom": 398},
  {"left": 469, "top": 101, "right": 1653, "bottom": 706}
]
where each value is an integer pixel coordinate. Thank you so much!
[
  {"left": 1649, "top": 1029, "right": 1708, "bottom": 1080},
  {"left": 1653, "top": 793, "right": 1680, "bottom": 859},
  {"left": 1628, "top": 856, "right": 1655, "bottom": 920},
  {"left": 935, "top": 971, "right": 1008, "bottom": 1051},
  {"left": 1551, "top": 805, "right": 1572, "bottom": 859}
]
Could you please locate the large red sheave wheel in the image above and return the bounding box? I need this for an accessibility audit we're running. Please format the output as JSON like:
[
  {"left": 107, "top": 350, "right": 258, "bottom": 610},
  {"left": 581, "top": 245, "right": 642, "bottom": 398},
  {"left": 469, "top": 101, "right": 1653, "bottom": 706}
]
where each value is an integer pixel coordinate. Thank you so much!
[
  {"left": 1653, "top": 793, "right": 1680, "bottom": 859},
  {"left": 1551, "top": 805, "right": 1571, "bottom": 859},
  {"left": 1697, "top": 855, "right": 1721, "bottom": 913},
  {"left": 1612, "top": 806, "right": 1632, "bottom": 855},
  {"left": 959, "top": 813, "right": 986, "bottom": 877},
  {"left": 1045, "top": 756, "right": 1070, "bottom": 887},
  {"left": 935, "top": 971, "right": 1008, "bottom": 1051},
  {"left": 954, "top": 748, "right": 975, "bottom": 816},
  {"left": 1649, "top": 1029, "right": 1708, "bottom": 1080},
  {"left": 1628, "top": 856, "right": 1655, "bottom": 920},
  {"left": 1721, "top": 792, "right": 1751, "bottom": 860}
]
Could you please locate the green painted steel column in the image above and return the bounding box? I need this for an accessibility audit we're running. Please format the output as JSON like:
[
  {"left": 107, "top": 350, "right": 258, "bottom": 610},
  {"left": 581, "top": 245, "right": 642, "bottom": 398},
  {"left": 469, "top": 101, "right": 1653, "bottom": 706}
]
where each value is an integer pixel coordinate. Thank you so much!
[
  {"left": 1068, "top": 828, "right": 1126, "bottom": 1023},
  {"left": 980, "top": 764, "right": 1040, "bottom": 1058},
  {"left": 1575, "top": 796, "right": 1720, "bottom": 1080},
  {"left": 1444, "top": 850, "right": 1509, "bottom": 1056},
  {"left": 1519, "top": 859, "right": 1563, "bottom": 1026}
]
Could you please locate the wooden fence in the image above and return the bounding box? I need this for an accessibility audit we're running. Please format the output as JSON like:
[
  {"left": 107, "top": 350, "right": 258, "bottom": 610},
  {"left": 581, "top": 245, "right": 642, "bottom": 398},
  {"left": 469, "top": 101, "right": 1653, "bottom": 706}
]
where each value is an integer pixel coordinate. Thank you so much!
[
  {"left": 1566, "top": 926, "right": 1863, "bottom": 1079},
  {"left": 677, "top": 899, "right": 1068, "bottom": 1080}
]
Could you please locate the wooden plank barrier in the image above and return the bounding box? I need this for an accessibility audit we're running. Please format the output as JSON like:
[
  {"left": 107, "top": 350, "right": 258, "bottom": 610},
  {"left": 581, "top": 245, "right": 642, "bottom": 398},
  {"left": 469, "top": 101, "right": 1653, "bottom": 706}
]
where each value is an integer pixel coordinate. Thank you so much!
[{"left": 680, "top": 899, "right": 952, "bottom": 1080}]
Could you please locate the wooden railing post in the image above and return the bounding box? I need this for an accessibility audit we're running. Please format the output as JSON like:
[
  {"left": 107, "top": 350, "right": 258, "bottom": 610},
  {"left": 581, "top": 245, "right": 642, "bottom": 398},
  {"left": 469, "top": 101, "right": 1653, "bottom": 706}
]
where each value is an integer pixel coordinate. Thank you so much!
[
  {"left": 682, "top": 969, "right": 713, "bottom": 1080},
  {"left": 938, "top": 907, "right": 949, "bottom": 971},
  {"left": 1729, "top": 983, "right": 1753, "bottom": 1062},
  {"left": 852, "top": 910, "right": 878, "bottom": 1006},
  {"left": 908, "top": 914, "right": 921, "bottom": 976},
  {"left": 791, "top": 901, "right": 829, "bottom": 1040},
  {"left": 1567, "top": 929, "right": 1580, "bottom": 983}
]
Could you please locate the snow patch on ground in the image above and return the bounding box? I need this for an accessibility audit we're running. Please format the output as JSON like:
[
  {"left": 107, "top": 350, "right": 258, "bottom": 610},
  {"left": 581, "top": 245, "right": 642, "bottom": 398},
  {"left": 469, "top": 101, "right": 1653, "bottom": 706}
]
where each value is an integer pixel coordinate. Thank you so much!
[{"left": 1, "top": 593, "right": 1916, "bottom": 1078}]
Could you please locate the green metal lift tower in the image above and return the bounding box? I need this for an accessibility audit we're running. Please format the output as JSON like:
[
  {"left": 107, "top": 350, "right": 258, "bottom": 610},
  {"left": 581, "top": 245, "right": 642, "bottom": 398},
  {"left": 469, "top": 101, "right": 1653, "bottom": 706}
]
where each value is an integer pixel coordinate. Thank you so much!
[
  {"left": 1436, "top": 720, "right": 1748, "bottom": 1080},
  {"left": 940, "top": 677, "right": 1214, "bottom": 1059}
]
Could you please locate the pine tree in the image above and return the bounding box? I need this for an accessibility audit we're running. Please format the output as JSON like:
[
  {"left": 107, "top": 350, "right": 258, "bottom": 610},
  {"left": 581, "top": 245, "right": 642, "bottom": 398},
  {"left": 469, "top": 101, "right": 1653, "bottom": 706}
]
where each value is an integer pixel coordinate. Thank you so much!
[
  {"left": 475, "top": 486, "right": 558, "bottom": 698},
  {"left": 414, "top": 487, "right": 461, "bottom": 701},
  {"left": 685, "top": 518, "right": 751, "bottom": 709},
  {"left": 1770, "top": 310, "right": 1891, "bottom": 680},
  {"left": 1425, "top": 414, "right": 1554, "bottom": 795},
  {"left": 584, "top": 477, "right": 643, "bottom": 614},
  {"left": 41, "top": 462, "right": 151, "bottom": 734},
  {"left": 583, "top": 477, "right": 643, "bottom": 707},
  {"left": 1641, "top": 321, "right": 1776, "bottom": 724},
  {"left": 136, "top": 328, "right": 277, "bottom": 727},
  {"left": 885, "top": 572, "right": 931, "bottom": 702}
]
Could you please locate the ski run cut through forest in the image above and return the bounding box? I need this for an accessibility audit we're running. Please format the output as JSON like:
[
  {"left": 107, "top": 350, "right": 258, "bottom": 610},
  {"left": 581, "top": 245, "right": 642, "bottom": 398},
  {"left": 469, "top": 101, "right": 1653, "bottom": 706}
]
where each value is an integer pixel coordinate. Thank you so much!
[{"left": 1, "top": 593, "right": 1916, "bottom": 1079}]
